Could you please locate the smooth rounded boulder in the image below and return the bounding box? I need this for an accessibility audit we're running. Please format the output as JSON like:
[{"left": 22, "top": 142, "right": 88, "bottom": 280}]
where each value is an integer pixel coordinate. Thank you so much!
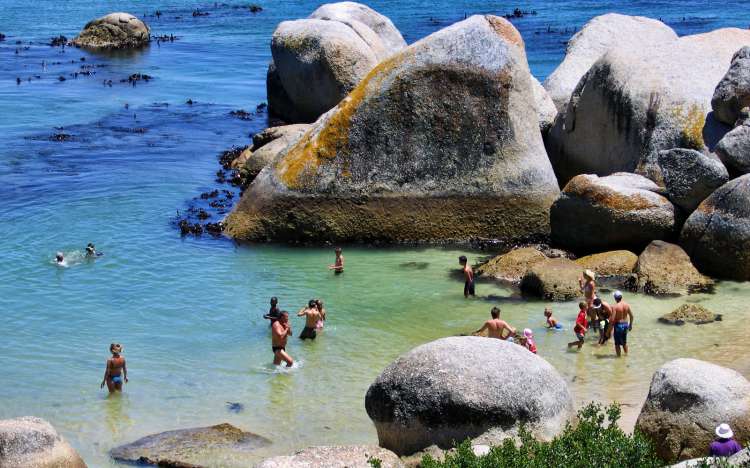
[
  {"left": 574, "top": 250, "right": 638, "bottom": 277},
  {"left": 636, "top": 359, "right": 750, "bottom": 462},
  {"left": 715, "top": 123, "right": 750, "bottom": 175},
  {"left": 520, "top": 257, "right": 581, "bottom": 301},
  {"left": 712, "top": 46, "right": 750, "bottom": 126},
  {"left": 681, "top": 174, "right": 750, "bottom": 280},
  {"left": 0, "top": 416, "right": 87, "bottom": 468},
  {"left": 550, "top": 173, "right": 677, "bottom": 252},
  {"left": 72, "top": 12, "right": 150, "bottom": 49},
  {"left": 651, "top": 149, "right": 728, "bottom": 212},
  {"left": 531, "top": 76, "right": 557, "bottom": 133},
  {"left": 543, "top": 13, "right": 677, "bottom": 111},
  {"left": 309, "top": 1, "right": 406, "bottom": 53},
  {"left": 477, "top": 247, "right": 547, "bottom": 283},
  {"left": 226, "top": 16, "right": 560, "bottom": 243},
  {"left": 365, "top": 337, "right": 574, "bottom": 456},
  {"left": 256, "top": 445, "right": 403, "bottom": 468},
  {"left": 632, "top": 241, "right": 712, "bottom": 295},
  {"left": 547, "top": 28, "right": 750, "bottom": 185},
  {"left": 233, "top": 124, "right": 311, "bottom": 180}
]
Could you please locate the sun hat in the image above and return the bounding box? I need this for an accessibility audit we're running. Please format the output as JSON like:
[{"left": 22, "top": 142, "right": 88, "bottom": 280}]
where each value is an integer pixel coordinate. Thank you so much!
[
  {"left": 613, "top": 290, "right": 623, "bottom": 300},
  {"left": 523, "top": 328, "right": 533, "bottom": 338},
  {"left": 716, "top": 423, "right": 734, "bottom": 439},
  {"left": 583, "top": 269, "right": 595, "bottom": 280},
  {"left": 593, "top": 297, "right": 602, "bottom": 309}
]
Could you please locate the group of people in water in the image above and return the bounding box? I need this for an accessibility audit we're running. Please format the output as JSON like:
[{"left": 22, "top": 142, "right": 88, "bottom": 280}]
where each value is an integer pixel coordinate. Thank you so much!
[
  {"left": 54, "top": 242, "right": 102, "bottom": 265},
  {"left": 466, "top": 257, "right": 635, "bottom": 357}
]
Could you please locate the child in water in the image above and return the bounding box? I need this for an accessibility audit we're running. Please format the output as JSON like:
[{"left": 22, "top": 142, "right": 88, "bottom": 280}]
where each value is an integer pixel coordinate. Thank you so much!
[
  {"left": 314, "top": 299, "right": 326, "bottom": 330},
  {"left": 101, "top": 343, "right": 128, "bottom": 393},
  {"left": 520, "top": 328, "right": 537, "bottom": 354},
  {"left": 567, "top": 302, "right": 589, "bottom": 350},
  {"left": 544, "top": 307, "right": 563, "bottom": 330}
]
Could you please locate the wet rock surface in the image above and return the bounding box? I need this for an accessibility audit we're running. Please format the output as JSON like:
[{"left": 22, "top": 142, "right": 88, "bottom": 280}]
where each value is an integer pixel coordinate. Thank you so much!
[
  {"left": 476, "top": 246, "right": 548, "bottom": 283},
  {"left": 0, "top": 416, "right": 87, "bottom": 468},
  {"left": 365, "top": 337, "right": 574, "bottom": 456},
  {"left": 520, "top": 257, "right": 581, "bottom": 301},
  {"left": 630, "top": 241, "right": 713, "bottom": 295},
  {"left": 636, "top": 359, "right": 750, "bottom": 462},
  {"left": 72, "top": 12, "right": 151, "bottom": 49},
  {"left": 659, "top": 303, "right": 722, "bottom": 325},
  {"left": 110, "top": 423, "right": 271, "bottom": 467}
]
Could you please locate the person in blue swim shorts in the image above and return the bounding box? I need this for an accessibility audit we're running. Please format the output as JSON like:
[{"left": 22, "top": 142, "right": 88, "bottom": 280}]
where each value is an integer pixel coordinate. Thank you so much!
[
  {"left": 101, "top": 343, "right": 128, "bottom": 393},
  {"left": 610, "top": 291, "right": 633, "bottom": 357}
]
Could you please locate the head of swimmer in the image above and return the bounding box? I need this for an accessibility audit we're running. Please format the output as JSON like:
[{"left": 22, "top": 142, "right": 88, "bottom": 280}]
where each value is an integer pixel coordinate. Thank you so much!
[
  {"left": 459, "top": 255, "right": 467, "bottom": 266},
  {"left": 110, "top": 343, "right": 122, "bottom": 356},
  {"left": 490, "top": 307, "right": 500, "bottom": 319},
  {"left": 335, "top": 247, "right": 342, "bottom": 256},
  {"left": 270, "top": 297, "right": 278, "bottom": 306},
  {"left": 314, "top": 299, "right": 323, "bottom": 310},
  {"left": 308, "top": 299, "right": 316, "bottom": 309},
  {"left": 278, "top": 311, "right": 289, "bottom": 324},
  {"left": 55, "top": 252, "right": 64, "bottom": 263}
]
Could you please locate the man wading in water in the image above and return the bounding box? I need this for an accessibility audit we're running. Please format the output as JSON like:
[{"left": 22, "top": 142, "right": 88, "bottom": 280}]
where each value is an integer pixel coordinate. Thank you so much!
[
  {"left": 272, "top": 312, "right": 293, "bottom": 367},
  {"left": 459, "top": 255, "right": 475, "bottom": 297},
  {"left": 611, "top": 291, "right": 633, "bottom": 357},
  {"left": 474, "top": 307, "right": 515, "bottom": 340},
  {"left": 101, "top": 343, "right": 128, "bottom": 393},
  {"left": 328, "top": 247, "right": 344, "bottom": 274},
  {"left": 297, "top": 300, "right": 321, "bottom": 340}
]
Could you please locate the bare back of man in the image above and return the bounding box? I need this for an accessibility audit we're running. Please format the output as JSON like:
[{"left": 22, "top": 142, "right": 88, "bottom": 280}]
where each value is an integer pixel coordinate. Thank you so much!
[
  {"left": 611, "top": 293, "right": 633, "bottom": 357},
  {"left": 272, "top": 315, "right": 293, "bottom": 367},
  {"left": 475, "top": 312, "right": 515, "bottom": 340}
]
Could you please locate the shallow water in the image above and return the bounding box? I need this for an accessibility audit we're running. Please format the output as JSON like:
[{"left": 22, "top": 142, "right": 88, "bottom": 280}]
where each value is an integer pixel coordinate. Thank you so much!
[{"left": 2, "top": 1, "right": 750, "bottom": 466}]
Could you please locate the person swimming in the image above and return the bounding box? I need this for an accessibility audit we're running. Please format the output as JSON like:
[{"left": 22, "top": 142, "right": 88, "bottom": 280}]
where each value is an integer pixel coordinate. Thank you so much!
[
  {"left": 544, "top": 307, "right": 563, "bottom": 330},
  {"left": 55, "top": 252, "right": 64, "bottom": 264},
  {"left": 101, "top": 343, "right": 128, "bottom": 393}
]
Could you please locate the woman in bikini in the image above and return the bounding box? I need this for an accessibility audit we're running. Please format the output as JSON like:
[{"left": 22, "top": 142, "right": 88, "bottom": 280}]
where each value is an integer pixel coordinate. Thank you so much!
[
  {"left": 579, "top": 269, "right": 598, "bottom": 332},
  {"left": 314, "top": 299, "right": 326, "bottom": 330},
  {"left": 101, "top": 343, "right": 128, "bottom": 393}
]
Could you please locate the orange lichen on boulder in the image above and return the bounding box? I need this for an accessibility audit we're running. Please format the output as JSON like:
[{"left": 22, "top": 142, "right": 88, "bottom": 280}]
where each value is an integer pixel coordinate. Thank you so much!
[
  {"left": 564, "top": 176, "right": 658, "bottom": 211},
  {"left": 486, "top": 15, "right": 525, "bottom": 51}
]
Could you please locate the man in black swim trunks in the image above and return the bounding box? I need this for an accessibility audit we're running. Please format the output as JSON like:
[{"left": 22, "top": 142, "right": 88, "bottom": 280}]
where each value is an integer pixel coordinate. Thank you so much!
[
  {"left": 297, "top": 300, "right": 321, "bottom": 340},
  {"left": 459, "top": 256, "right": 475, "bottom": 297},
  {"left": 263, "top": 297, "right": 280, "bottom": 323},
  {"left": 271, "top": 311, "right": 293, "bottom": 367}
]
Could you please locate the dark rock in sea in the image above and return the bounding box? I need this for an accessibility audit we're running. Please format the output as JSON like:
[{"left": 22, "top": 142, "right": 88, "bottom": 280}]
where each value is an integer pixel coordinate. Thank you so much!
[
  {"left": 200, "top": 190, "right": 219, "bottom": 199},
  {"left": 218, "top": 146, "right": 246, "bottom": 170},
  {"left": 226, "top": 402, "right": 244, "bottom": 413},
  {"left": 122, "top": 73, "right": 153, "bottom": 84},
  {"left": 365, "top": 337, "right": 573, "bottom": 456},
  {"left": 0, "top": 33, "right": 6, "bottom": 42},
  {"left": 196, "top": 209, "right": 210, "bottom": 220},
  {"left": 50, "top": 35, "right": 68, "bottom": 47},
  {"left": 205, "top": 223, "right": 225, "bottom": 235},
  {"left": 72, "top": 13, "right": 150, "bottom": 49},
  {"left": 0, "top": 416, "right": 86, "bottom": 468},
  {"left": 58, "top": 75, "right": 66, "bottom": 82},
  {"left": 16, "top": 77, "right": 21, "bottom": 85},
  {"left": 504, "top": 8, "right": 537, "bottom": 19},
  {"left": 186, "top": 98, "right": 194, "bottom": 105},
  {"left": 658, "top": 303, "right": 722, "bottom": 325},
  {"left": 636, "top": 359, "right": 750, "bottom": 462},
  {"left": 249, "top": 5, "right": 263, "bottom": 13},
  {"left": 110, "top": 423, "right": 271, "bottom": 467},
  {"left": 229, "top": 109, "right": 253, "bottom": 120},
  {"left": 192, "top": 9, "right": 210, "bottom": 17},
  {"left": 49, "top": 133, "right": 75, "bottom": 142}
]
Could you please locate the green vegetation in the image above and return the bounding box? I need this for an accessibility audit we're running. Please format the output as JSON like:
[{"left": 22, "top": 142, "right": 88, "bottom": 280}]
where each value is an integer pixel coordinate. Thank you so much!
[{"left": 419, "top": 403, "right": 662, "bottom": 468}]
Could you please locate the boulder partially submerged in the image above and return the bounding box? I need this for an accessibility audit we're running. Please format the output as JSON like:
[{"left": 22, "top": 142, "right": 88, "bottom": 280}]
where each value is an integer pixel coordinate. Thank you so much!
[
  {"left": 636, "top": 359, "right": 750, "bottom": 462},
  {"left": 256, "top": 445, "right": 403, "bottom": 468},
  {"left": 543, "top": 13, "right": 677, "bottom": 111},
  {"left": 226, "top": 15, "right": 560, "bottom": 243},
  {"left": 110, "top": 423, "right": 271, "bottom": 466},
  {"left": 550, "top": 173, "right": 677, "bottom": 252},
  {"left": 233, "top": 124, "right": 311, "bottom": 181},
  {"left": 476, "top": 247, "right": 547, "bottom": 283},
  {"left": 72, "top": 13, "right": 150, "bottom": 49},
  {"left": 520, "top": 257, "right": 581, "bottom": 301},
  {"left": 681, "top": 174, "right": 750, "bottom": 280},
  {"left": 631, "top": 240, "right": 713, "bottom": 295},
  {"left": 712, "top": 46, "right": 750, "bottom": 126},
  {"left": 0, "top": 416, "right": 86, "bottom": 468},
  {"left": 268, "top": 2, "right": 405, "bottom": 123},
  {"left": 658, "top": 303, "right": 721, "bottom": 325},
  {"left": 365, "top": 337, "right": 574, "bottom": 456},
  {"left": 547, "top": 28, "right": 750, "bottom": 185},
  {"left": 574, "top": 250, "right": 638, "bottom": 277}
]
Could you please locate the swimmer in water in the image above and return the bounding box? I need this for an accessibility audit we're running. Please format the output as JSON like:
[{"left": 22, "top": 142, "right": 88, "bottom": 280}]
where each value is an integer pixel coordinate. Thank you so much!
[
  {"left": 85, "top": 243, "right": 96, "bottom": 257},
  {"left": 474, "top": 307, "right": 515, "bottom": 339},
  {"left": 263, "top": 296, "right": 281, "bottom": 323},
  {"left": 314, "top": 299, "right": 326, "bottom": 330},
  {"left": 459, "top": 255, "right": 475, "bottom": 298},
  {"left": 298, "top": 300, "right": 321, "bottom": 340},
  {"left": 55, "top": 252, "right": 65, "bottom": 264},
  {"left": 272, "top": 311, "right": 293, "bottom": 367},
  {"left": 544, "top": 307, "right": 563, "bottom": 330},
  {"left": 101, "top": 343, "right": 128, "bottom": 393},
  {"left": 328, "top": 247, "right": 344, "bottom": 274}
]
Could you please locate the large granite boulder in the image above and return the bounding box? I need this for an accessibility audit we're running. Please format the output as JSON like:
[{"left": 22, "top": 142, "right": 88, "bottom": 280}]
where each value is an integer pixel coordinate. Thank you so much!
[
  {"left": 226, "top": 15, "right": 560, "bottom": 243},
  {"left": 681, "top": 174, "right": 750, "bottom": 280},
  {"left": 658, "top": 303, "right": 721, "bottom": 325},
  {"left": 651, "top": 149, "right": 728, "bottom": 213},
  {"left": 72, "top": 12, "right": 150, "bottom": 49},
  {"left": 543, "top": 13, "right": 677, "bottom": 111},
  {"left": 476, "top": 247, "right": 547, "bottom": 283},
  {"left": 550, "top": 173, "right": 677, "bottom": 252},
  {"left": 574, "top": 250, "right": 638, "bottom": 276},
  {"left": 268, "top": 2, "right": 405, "bottom": 123},
  {"left": 547, "top": 28, "right": 750, "bottom": 185},
  {"left": 712, "top": 47, "right": 750, "bottom": 126},
  {"left": 715, "top": 123, "right": 750, "bottom": 175},
  {"left": 309, "top": 1, "right": 406, "bottom": 53},
  {"left": 233, "top": 125, "right": 311, "bottom": 181},
  {"left": 257, "top": 445, "right": 403, "bottom": 468},
  {"left": 636, "top": 359, "right": 750, "bottom": 462},
  {"left": 532, "top": 77, "right": 557, "bottom": 134},
  {"left": 632, "top": 241, "right": 712, "bottom": 295},
  {"left": 520, "top": 257, "right": 581, "bottom": 301},
  {"left": 0, "top": 416, "right": 86, "bottom": 468},
  {"left": 110, "top": 423, "right": 271, "bottom": 466},
  {"left": 365, "top": 337, "right": 574, "bottom": 456}
]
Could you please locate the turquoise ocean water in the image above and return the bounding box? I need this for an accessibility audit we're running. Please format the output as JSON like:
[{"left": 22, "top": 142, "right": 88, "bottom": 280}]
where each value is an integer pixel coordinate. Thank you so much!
[{"left": 2, "top": 1, "right": 750, "bottom": 466}]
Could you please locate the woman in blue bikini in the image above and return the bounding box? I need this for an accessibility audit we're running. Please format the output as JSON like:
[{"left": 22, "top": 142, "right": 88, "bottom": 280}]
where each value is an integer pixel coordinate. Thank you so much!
[{"left": 101, "top": 343, "right": 128, "bottom": 393}]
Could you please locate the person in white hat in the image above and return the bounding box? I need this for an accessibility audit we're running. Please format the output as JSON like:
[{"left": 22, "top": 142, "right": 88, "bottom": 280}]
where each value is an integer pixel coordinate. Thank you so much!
[
  {"left": 710, "top": 423, "right": 742, "bottom": 457},
  {"left": 610, "top": 290, "right": 633, "bottom": 357}
]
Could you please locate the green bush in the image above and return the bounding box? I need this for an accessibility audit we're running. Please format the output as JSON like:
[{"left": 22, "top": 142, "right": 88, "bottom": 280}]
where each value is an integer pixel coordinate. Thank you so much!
[{"left": 419, "top": 403, "right": 661, "bottom": 468}]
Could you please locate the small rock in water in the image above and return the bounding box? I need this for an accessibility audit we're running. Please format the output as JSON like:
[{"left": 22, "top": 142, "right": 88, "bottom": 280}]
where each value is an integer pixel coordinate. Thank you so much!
[
  {"left": 192, "top": 9, "right": 210, "bottom": 17},
  {"left": 0, "top": 33, "right": 6, "bottom": 42},
  {"left": 57, "top": 75, "right": 66, "bottom": 82},
  {"left": 229, "top": 109, "right": 253, "bottom": 120},
  {"left": 226, "top": 402, "right": 244, "bottom": 413},
  {"left": 398, "top": 262, "right": 429, "bottom": 270},
  {"left": 658, "top": 303, "right": 722, "bottom": 325},
  {"left": 48, "top": 133, "right": 74, "bottom": 142},
  {"left": 249, "top": 4, "right": 263, "bottom": 13},
  {"left": 121, "top": 73, "right": 153, "bottom": 85},
  {"left": 49, "top": 35, "right": 67, "bottom": 47}
]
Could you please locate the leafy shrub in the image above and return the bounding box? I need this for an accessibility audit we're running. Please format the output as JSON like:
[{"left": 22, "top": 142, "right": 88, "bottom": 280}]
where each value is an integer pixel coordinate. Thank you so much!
[{"left": 419, "top": 403, "right": 661, "bottom": 468}]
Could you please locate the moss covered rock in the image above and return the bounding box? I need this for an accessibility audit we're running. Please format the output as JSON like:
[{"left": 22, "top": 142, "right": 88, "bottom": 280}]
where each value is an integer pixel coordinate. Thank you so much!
[
  {"left": 72, "top": 12, "right": 149, "bottom": 49},
  {"left": 658, "top": 303, "right": 721, "bottom": 325},
  {"left": 477, "top": 247, "right": 547, "bottom": 283},
  {"left": 520, "top": 257, "right": 581, "bottom": 301},
  {"left": 574, "top": 250, "right": 638, "bottom": 276},
  {"left": 633, "top": 240, "right": 713, "bottom": 295},
  {"left": 227, "top": 15, "right": 560, "bottom": 243}
]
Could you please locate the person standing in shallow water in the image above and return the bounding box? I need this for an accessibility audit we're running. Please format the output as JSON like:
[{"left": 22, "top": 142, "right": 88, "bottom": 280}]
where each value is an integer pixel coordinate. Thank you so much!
[
  {"left": 101, "top": 343, "right": 128, "bottom": 393},
  {"left": 298, "top": 300, "right": 321, "bottom": 340},
  {"left": 328, "top": 247, "right": 344, "bottom": 274},
  {"left": 473, "top": 307, "right": 515, "bottom": 339},
  {"left": 459, "top": 255, "right": 475, "bottom": 297},
  {"left": 272, "top": 312, "right": 293, "bottom": 367},
  {"left": 263, "top": 296, "right": 281, "bottom": 324},
  {"left": 611, "top": 291, "right": 633, "bottom": 357}
]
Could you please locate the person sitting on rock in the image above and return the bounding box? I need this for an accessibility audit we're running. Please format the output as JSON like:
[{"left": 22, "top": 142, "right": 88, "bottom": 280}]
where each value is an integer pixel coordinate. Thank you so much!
[
  {"left": 710, "top": 423, "right": 742, "bottom": 457},
  {"left": 473, "top": 307, "right": 515, "bottom": 339},
  {"left": 328, "top": 247, "right": 344, "bottom": 274},
  {"left": 459, "top": 255, "right": 475, "bottom": 297},
  {"left": 544, "top": 307, "right": 562, "bottom": 330},
  {"left": 101, "top": 343, "right": 127, "bottom": 393},
  {"left": 568, "top": 302, "right": 588, "bottom": 350}
]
